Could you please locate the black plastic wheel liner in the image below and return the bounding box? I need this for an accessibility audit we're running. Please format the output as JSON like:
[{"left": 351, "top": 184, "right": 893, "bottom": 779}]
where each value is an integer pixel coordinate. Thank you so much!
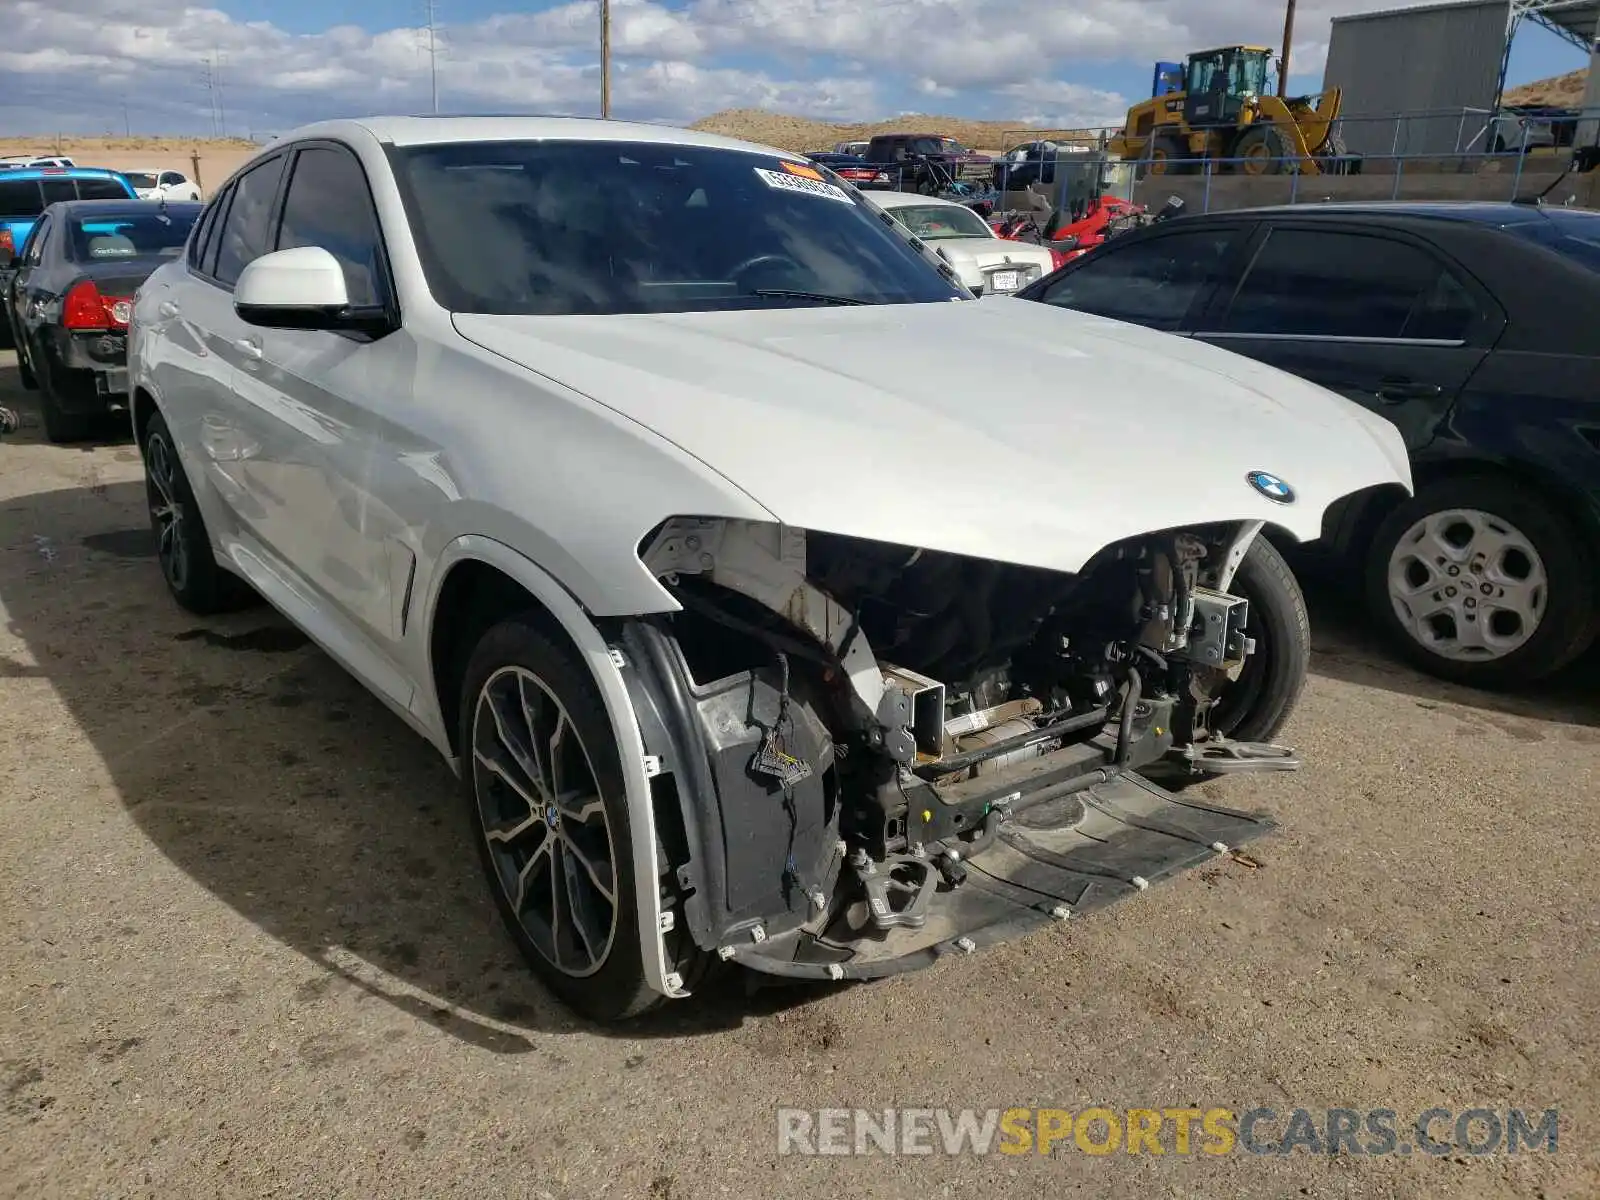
[{"left": 726, "top": 770, "right": 1274, "bottom": 981}]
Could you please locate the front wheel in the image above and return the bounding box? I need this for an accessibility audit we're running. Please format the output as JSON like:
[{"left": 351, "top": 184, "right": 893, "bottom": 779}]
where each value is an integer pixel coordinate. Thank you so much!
[
  {"left": 460, "top": 619, "right": 711, "bottom": 1023},
  {"left": 1206, "top": 536, "right": 1311, "bottom": 743},
  {"left": 1365, "top": 477, "right": 1597, "bottom": 687}
]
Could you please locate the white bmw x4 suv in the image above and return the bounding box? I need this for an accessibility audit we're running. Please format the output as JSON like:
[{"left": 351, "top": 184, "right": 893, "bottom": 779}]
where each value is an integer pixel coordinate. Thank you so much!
[{"left": 128, "top": 117, "right": 1410, "bottom": 1021}]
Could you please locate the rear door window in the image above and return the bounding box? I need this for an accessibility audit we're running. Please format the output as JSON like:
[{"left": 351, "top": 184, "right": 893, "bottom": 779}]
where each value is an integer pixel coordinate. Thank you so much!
[
  {"left": 41, "top": 179, "right": 78, "bottom": 205},
  {"left": 1031, "top": 227, "right": 1241, "bottom": 331},
  {"left": 1217, "top": 227, "right": 1475, "bottom": 341}
]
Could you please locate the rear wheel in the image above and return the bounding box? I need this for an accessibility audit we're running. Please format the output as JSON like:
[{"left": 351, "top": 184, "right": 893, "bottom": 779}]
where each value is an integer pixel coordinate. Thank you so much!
[
  {"left": 33, "top": 340, "right": 95, "bottom": 443},
  {"left": 143, "top": 409, "right": 254, "bottom": 614},
  {"left": 10, "top": 320, "right": 36, "bottom": 389},
  {"left": 1365, "top": 477, "right": 1597, "bottom": 687},
  {"left": 1147, "top": 134, "right": 1192, "bottom": 176}
]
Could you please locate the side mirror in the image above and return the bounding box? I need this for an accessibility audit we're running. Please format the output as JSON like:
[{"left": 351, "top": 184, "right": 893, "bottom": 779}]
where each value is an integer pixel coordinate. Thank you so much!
[{"left": 234, "top": 246, "right": 391, "bottom": 336}]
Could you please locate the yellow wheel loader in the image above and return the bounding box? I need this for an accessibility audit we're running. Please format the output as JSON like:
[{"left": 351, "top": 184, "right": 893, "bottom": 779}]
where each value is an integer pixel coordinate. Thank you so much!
[{"left": 1109, "top": 46, "right": 1355, "bottom": 177}]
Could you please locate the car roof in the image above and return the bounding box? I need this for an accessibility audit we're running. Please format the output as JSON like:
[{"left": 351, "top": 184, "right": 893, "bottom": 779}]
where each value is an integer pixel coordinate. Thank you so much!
[
  {"left": 869, "top": 191, "right": 977, "bottom": 211},
  {"left": 261, "top": 115, "right": 812, "bottom": 161},
  {"left": 0, "top": 166, "right": 129, "bottom": 182},
  {"left": 1176, "top": 200, "right": 1589, "bottom": 231}
]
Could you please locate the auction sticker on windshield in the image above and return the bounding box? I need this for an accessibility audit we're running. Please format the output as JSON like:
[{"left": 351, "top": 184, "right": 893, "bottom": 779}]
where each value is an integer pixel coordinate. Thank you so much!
[{"left": 755, "top": 167, "right": 853, "bottom": 204}]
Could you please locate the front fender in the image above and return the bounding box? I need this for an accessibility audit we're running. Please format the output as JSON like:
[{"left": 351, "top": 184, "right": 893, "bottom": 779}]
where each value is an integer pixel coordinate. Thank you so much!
[{"left": 416, "top": 533, "right": 686, "bottom": 1002}]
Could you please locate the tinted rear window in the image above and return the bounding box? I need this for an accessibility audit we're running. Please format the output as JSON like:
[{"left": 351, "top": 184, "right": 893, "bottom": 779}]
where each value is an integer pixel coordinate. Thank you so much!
[
  {"left": 68, "top": 209, "right": 200, "bottom": 262},
  {"left": 74, "top": 178, "right": 135, "bottom": 201},
  {"left": 0, "top": 179, "right": 43, "bottom": 216}
]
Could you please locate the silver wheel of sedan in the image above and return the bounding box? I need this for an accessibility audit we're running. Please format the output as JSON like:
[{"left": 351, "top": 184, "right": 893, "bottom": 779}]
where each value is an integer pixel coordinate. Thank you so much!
[
  {"left": 1385, "top": 507, "right": 1547, "bottom": 661},
  {"left": 470, "top": 665, "right": 618, "bottom": 978}
]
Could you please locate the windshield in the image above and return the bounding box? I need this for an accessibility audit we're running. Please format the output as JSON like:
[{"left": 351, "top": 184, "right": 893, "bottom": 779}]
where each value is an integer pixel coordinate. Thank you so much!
[
  {"left": 67, "top": 209, "right": 199, "bottom": 262},
  {"left": 886, "top": 203, "right": 994, "bottom": 240},
  {"left": 123, "top": 172, "right": 158, "bottom": 189},
  {"left": 1231, "top": 52, "right": 1269, "bottom": 96},
  {"left": 390, "top": 140, "right": 966, "bottom": 315},
  {"left": 1507, "top": 211, "right": 1600, "bottom": 273}
]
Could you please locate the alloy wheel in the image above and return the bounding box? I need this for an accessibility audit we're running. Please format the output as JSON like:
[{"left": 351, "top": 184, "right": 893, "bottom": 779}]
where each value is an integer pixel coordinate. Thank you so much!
[
  {"left": 145, "top": 432, "right": 189, "bottom": 594},
  {"left": 1385, "top": 508, "right": 1547, "bottom": 662},
  {"left": 471, "top": 665, "right": 618, "bottom": 978}
]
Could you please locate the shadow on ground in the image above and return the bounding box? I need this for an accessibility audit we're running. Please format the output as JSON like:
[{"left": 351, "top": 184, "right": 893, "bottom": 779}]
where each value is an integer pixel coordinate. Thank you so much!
[
  {"left": 3, "top": 475, "right": 1596, "bottom": 1055},
  {"left": 0, "top": 476, "right": 845, "bottom": 1055}
]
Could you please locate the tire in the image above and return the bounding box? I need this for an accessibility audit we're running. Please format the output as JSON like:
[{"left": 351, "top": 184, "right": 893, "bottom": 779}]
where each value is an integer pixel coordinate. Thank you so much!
[
  {"left": 33, "top": 340, "right": 95, "bottom": 443},
  {"left": 1148, "top": 134, "right": 1192, "bottom": 177},
  {"left": 1232, "top": 124, "right": 1290, "bottom": 175},
  {"left": 460, "top": 618, "right": 710, "bottom": 1023},
  {"left": 13, "top": 326, "right": 37, "bottom": 389},
  {"left": 1365, "top": 476, "right": 1597, "bottom": 688},
  {"left": 1208, "top": 536, "right": 1311, "bottom": 743},
  {"left": 142, "top": 408, "right": 254, "bottom": 615}
]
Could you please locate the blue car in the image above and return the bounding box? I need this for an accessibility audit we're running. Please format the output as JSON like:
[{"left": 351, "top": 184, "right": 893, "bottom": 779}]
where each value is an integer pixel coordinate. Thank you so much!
[{"left": 0, "top": 167, "right": 137, "bottom": 347}]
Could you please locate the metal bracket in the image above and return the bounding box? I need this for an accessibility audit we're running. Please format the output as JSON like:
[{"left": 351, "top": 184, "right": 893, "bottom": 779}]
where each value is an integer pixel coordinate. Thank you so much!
[
  {"left": 852, "top": 852, "right": 938, "bottom": 931},
  {"left": 1173, "top": 739, "right": 1301, "bottom": 774}
]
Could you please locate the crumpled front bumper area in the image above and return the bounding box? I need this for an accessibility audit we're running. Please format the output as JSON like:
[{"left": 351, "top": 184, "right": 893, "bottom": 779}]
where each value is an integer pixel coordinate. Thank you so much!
[{"left": 723, "top": 771, "right": 1273, "bottom": 981}]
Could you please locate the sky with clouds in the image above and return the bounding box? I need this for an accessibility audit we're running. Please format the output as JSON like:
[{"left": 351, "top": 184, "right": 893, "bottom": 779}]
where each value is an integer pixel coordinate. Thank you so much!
[{"left": 1, "top": 0, "right": 1589, "bottom": 140}]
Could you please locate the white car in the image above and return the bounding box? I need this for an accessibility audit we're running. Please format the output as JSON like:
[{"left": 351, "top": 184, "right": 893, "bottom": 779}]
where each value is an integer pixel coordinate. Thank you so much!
[
  {"left": 0, "top": 155, "right": 76, "bottom": 170},
  {"left": 128, "top": 116, "right": 1410, "bottom": 1022},
  {"left": 869, "top": 190, "right": 1057, "bottom": 294},
  {"left": 122, "top": 168, "right": 202, "bottom": 201}
]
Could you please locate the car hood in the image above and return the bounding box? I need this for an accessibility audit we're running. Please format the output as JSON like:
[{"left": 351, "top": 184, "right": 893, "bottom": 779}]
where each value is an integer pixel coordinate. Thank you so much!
[
  {"left": 453, "top": 299, "right": 1411, "bottom": 575},
  {"left": 931, "top": 238, "right": 1056, "bottom": 267}
]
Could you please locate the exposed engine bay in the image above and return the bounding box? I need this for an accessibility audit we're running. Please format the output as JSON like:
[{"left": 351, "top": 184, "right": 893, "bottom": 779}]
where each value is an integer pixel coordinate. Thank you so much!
[{"left": 622, "top": 517, "right": 1294, "bottom": 980}]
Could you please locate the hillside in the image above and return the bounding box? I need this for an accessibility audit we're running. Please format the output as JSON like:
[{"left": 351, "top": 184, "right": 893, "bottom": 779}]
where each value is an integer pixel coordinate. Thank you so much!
[
  {"left": 689, "top": 109, "right": 1092, "bottom": 154},
  {"left": 1504, "top": 68, "right": 1588, "bottom": 107}
]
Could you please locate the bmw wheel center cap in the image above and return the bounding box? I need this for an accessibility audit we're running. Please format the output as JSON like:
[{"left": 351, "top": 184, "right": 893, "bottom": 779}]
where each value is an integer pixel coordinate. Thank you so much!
[{"left": 1246, "top": 471, "right": 1295, "bottom": 504}]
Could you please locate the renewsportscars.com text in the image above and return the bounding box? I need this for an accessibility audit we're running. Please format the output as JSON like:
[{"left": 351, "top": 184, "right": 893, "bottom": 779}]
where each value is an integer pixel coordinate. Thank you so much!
[{"left": 776, "top": 1106, "right": 1560, "bottom": 1157}]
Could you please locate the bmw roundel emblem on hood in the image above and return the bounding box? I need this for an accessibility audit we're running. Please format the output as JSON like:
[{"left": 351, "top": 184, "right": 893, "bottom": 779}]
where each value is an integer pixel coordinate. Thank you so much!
[{"left": 1246, "top": 471, "right": 1295, "bottom": 504}]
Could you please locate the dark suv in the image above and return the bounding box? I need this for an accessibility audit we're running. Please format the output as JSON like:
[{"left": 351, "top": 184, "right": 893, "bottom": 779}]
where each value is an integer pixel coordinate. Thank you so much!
[{"left": 1016, "top": 201, "right": 1600, "bottom": 688}]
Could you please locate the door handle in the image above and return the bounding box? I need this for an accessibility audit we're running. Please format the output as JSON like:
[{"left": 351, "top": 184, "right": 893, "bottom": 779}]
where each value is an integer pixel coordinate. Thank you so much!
[
  {"left": 1375, "top": 377, "right": 1443, "bottom": 403},
  {"left": 234, "top": 337, "right": 264, "bottom": 361},
  {"left": 158, "top": 300, "right": 180, "bottom": 318}
]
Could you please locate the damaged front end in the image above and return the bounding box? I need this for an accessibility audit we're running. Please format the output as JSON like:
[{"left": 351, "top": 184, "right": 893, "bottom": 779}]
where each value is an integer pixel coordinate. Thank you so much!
[{"left": 615, "top": 517, "right": 1292, "bottom": 983}]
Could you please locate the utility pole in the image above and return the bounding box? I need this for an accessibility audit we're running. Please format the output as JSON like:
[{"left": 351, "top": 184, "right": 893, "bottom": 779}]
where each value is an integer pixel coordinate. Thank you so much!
[
  {"left": 1278, "top": 0, "right": 1297, "bottom": 97},
  {"left": 215, "top": 52, "right": 227, "bottom": 138},
  {"left": 600, "top": 0, "right": 611, "bottom": 118},
  {"left": 425, "top": 0, "right": 441, "bottom": 113},
  {"left": 199, "top": 58, "right": 219, "bottom": 138}
]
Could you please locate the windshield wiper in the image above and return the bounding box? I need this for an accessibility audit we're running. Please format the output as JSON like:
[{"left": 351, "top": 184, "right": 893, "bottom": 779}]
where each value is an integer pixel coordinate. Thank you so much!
[{"left": 750, "top": 288, "right": 869, "bottom": 306}]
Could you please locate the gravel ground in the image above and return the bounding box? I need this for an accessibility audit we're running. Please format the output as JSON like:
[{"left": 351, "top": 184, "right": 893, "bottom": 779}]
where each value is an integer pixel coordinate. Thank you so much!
[{"left": 1, "top": 351, "right": 1597, "bottom": 1200}]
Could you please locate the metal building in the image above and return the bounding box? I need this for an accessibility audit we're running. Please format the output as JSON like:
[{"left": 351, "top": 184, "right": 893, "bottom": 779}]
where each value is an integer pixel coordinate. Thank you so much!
[{"left": 1322, "top": 0, "right": 1513, "bottom": 159}]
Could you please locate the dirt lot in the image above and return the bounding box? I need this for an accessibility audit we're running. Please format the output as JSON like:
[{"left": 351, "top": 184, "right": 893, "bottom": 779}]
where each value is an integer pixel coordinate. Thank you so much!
[{"left": 1, "top": 351, "right": 1597, "bottom": 1199}]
